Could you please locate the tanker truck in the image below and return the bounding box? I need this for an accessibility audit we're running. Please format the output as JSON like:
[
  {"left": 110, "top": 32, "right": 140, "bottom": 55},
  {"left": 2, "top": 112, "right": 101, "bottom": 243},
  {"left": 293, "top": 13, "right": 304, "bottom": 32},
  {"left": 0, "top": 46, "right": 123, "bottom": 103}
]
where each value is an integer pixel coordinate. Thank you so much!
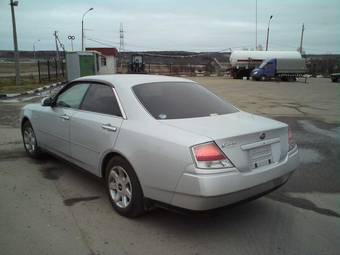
[{"left": 229, "top": 50, "right": 302, "bottom": 79}]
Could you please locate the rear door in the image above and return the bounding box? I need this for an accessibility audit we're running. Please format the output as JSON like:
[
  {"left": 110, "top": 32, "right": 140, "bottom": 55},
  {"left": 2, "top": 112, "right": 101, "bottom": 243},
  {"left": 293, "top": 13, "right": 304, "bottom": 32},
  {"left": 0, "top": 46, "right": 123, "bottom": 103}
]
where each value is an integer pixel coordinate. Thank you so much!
[{"left": 70, "top": 83, "right": 124, "bottom": 175}]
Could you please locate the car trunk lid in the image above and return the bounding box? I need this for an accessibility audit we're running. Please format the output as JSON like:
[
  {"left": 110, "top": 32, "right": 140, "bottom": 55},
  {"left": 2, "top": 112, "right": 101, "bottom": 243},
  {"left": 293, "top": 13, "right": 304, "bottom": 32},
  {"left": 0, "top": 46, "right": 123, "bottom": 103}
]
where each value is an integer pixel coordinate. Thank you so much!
[{"left": 161, "top": 112, "right": 289, "bottom": 172}]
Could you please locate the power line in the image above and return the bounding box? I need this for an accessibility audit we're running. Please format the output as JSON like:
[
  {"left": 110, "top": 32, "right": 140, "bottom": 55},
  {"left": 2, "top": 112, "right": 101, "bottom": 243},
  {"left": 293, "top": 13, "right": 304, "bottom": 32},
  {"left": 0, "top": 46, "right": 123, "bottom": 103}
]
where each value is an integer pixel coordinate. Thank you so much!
[
  {"left": 270, "top": 42, "right": 340, "bottom": 53},
  {"left": 86, "top": 37, "right": 119, "bottom": 47},
  {"left": 86, "top": 35, "right": 120, "bottom": 45}
]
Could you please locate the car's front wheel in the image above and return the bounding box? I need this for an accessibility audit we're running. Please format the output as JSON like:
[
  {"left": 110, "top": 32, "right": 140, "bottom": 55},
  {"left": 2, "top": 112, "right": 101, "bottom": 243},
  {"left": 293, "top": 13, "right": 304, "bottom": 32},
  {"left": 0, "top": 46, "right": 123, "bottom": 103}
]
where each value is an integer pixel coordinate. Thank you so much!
[
  {"left": 105, "top": 156, "right": 145, "bottom": 217},
  {"left": 22, "top": 120, "right": 42, "bottom": 158}
]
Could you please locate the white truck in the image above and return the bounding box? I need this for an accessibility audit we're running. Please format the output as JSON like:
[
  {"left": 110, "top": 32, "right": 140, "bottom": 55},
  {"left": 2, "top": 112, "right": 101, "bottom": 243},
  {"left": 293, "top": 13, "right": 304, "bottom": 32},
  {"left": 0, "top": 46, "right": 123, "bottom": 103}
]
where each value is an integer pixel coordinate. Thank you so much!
[{"left": 229, "top": 50, "right": 302, "bottom": 79}]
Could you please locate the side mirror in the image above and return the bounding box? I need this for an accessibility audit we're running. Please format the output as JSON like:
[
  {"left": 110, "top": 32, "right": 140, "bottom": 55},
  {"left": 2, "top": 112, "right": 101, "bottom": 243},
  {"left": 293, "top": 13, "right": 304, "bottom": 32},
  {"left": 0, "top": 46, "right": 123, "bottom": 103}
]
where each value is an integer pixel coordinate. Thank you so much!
[{"left": 41, "top": 97, "right": 53, "bottom": 107}]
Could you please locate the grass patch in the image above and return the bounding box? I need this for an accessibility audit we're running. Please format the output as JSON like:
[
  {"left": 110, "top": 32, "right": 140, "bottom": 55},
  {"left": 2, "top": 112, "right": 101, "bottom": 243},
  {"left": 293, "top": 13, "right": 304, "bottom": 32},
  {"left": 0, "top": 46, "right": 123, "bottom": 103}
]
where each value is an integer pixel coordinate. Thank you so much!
[{"left": 0, "top": 77, "right": 64, "bottom": 94}]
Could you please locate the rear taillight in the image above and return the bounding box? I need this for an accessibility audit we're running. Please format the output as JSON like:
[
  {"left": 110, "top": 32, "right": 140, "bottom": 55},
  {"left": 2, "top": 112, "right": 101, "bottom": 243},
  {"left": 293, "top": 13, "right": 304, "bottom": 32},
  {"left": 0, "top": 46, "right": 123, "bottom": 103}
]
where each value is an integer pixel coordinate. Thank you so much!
[
  {"left": 192, "top": 142, "right": 234, "bottom": 169},
  {"left": 288, "top": 127, "right": 296, "bottom": 151}
]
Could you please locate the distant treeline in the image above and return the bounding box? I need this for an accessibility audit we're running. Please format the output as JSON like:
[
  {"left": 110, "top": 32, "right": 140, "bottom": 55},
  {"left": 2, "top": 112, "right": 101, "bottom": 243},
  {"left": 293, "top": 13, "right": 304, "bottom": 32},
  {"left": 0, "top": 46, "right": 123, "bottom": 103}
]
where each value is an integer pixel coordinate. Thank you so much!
[{"left": 1, "top": 50, "right": 339, "bottom": 75}]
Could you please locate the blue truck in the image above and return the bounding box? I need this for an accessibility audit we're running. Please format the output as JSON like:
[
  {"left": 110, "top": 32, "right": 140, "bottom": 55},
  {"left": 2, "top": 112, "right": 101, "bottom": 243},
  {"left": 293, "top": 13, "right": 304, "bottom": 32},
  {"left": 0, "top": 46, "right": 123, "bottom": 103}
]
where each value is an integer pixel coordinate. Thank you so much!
[{"left": 251, "top": 58, "right": 306, "bottom": 81}]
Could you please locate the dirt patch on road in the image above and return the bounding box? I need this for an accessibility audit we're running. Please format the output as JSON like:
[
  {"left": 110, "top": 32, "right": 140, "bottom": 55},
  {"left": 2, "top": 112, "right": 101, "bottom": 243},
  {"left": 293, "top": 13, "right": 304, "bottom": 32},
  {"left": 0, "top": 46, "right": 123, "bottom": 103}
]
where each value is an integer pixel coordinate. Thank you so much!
[
  {"left": 63, "top": 196, "right": 101, "bottom": 206},
  {"left": 0, "top": 149, "right": 27, "bottom": 161},
  {"left": 40, "top": 166, "right": 65, "bottom": 180}
]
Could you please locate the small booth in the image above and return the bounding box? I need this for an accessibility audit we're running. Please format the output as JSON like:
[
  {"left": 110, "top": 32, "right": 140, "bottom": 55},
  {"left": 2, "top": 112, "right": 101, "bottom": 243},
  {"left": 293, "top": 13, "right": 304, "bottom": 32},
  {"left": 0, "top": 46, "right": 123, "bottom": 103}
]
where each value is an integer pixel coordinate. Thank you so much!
[
  {"left": 66, "top": 49, "right": 117, "bottom": 81},
  {"left": 66, "top": 51, "right": 98, "bottom": 81}
]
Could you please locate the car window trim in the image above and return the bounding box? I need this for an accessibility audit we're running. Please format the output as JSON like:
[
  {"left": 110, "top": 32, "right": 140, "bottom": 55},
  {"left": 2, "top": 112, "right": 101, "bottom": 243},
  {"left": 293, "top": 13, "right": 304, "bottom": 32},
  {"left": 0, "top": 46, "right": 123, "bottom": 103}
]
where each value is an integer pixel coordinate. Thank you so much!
[
  {"left": 53, "top": 81, "right": 90, "bottom": 109},
  {"left": 66, "top": 107, "right": 125, "bottom": 120},
  {"left": 112, "top": 87, "right": 127, "bottom": 120},
  {"left": 55, "top": 80, "right": 127, "bottom": 120},
  {"left": 79, "top": 82, "right": 125, "bottom": 119},
  {"left": 131, "top": 81, "right": 238, "bottom": 120}
]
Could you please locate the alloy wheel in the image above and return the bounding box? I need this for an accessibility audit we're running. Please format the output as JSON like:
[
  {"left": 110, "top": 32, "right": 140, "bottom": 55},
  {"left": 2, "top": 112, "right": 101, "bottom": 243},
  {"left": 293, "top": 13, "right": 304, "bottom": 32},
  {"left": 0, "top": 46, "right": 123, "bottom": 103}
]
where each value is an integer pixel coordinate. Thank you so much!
[
  {"left": 23, "top": 126, "right": 36, "bottom": 153},
  {"left": 108, "top": 166, "right": 132, "bottom": 208}
]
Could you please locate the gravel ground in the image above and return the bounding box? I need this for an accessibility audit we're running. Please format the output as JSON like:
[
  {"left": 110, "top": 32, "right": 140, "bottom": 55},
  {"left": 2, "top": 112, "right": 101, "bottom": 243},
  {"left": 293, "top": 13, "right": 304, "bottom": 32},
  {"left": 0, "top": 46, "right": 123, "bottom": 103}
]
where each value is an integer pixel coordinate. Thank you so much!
[{"left": 0, "top": 77, "right": 339, "bottom": 255}]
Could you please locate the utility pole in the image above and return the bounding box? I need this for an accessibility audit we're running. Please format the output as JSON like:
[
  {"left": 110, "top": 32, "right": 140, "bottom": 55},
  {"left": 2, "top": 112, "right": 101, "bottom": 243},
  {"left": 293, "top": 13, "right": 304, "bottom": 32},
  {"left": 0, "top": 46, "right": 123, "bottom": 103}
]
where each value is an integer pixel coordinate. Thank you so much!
[
  {"left": 54, "top": 31, "right": 60, "bottom": 75},
  {"left": 119, "top": 23, "right": 125, "bottom": 73},
  {"left": 255, "top": 0, "right": 258, "bottom": 50},
  {"left": 33, "top": 39, "right": 40, "bottom": 60},
  {"left": 119, "top": 23, "right": 125, "bottom": 52},
  {"left": 10, "top": 0, "right": 21, "bottom": 85},
  {"left": 299, "top": 23, "right": 305, "bottom": 54},
  {"left": 265, "top": 15, "right": 273, "bottom": 51}
]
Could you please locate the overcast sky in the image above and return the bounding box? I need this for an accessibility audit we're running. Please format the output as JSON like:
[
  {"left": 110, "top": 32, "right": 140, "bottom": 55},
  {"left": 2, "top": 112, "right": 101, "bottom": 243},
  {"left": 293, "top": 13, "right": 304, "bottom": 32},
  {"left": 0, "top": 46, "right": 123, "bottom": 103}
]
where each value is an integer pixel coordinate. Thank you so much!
[{"left": 1, "top": 0, "right": 339, "bottom": 53}]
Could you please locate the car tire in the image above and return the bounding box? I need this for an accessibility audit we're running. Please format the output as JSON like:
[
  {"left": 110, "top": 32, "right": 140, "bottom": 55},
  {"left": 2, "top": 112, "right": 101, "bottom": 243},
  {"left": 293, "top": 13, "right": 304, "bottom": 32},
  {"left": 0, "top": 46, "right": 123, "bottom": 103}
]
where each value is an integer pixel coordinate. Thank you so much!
[
  {"left": 22, "top": 120, "right": 42, "bottom": 158},
  {"left": 105, "top": 156, "right": 145, "bottom": 217}
]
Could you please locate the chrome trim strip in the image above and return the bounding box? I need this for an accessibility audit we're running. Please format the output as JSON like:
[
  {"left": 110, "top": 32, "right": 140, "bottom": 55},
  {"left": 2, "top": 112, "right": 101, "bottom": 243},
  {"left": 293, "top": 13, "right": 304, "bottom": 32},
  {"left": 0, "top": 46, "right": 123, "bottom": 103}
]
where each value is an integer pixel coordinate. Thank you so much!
[
  {"left": 112, "top": 87, "right": 127, "bottom": 120},
  {"left": 241, "top": 137, "right": 280, "bottom": 151}
]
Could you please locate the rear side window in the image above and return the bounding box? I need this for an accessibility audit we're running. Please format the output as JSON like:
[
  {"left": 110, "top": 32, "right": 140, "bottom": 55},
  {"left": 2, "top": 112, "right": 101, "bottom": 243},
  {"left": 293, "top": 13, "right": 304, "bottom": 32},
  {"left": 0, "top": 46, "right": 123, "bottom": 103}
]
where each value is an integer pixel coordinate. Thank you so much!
[
  {"left": 133, "top": 82, "right": 238, "bottom": 120},
  {"left": 81, "top": 84, "right": 122, "bottom": 116}
]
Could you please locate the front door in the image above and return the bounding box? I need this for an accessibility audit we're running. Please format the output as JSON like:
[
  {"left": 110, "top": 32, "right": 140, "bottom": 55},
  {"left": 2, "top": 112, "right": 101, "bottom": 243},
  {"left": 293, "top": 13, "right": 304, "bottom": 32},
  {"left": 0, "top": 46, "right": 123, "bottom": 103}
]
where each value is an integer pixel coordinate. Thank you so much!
[
  {"left": 70, "top": 83, "right": 124, "bottom": 175},
  {"left": 37, "top": 82, "right": 90, "bottom": 157}
]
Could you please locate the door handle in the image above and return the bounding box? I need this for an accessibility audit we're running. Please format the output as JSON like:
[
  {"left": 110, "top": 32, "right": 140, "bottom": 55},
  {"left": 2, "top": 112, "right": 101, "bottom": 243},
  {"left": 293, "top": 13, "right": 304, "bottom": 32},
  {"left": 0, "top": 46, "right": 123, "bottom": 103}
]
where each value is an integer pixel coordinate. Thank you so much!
[
  {"left": 102, "top": 124, "right": 117, "bottom": 132},
  {"left": 59, "top": 114, "right": 70, "bottom": 120}
]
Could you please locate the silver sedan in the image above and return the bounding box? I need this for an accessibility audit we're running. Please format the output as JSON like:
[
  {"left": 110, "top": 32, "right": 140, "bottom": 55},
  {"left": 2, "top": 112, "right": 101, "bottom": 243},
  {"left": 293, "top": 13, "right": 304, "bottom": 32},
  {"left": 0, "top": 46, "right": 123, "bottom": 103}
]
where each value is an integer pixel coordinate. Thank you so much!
[{"left": 20, "top": 75, "right": 299, "bottom": 217}]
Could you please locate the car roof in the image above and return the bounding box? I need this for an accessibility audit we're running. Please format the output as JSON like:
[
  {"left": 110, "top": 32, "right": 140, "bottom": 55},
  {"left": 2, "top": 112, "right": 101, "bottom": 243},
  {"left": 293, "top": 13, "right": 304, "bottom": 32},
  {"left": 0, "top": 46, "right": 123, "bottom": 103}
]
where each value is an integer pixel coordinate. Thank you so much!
[{"left": 74, "top": 74, "right": 193, "bottom": 90}]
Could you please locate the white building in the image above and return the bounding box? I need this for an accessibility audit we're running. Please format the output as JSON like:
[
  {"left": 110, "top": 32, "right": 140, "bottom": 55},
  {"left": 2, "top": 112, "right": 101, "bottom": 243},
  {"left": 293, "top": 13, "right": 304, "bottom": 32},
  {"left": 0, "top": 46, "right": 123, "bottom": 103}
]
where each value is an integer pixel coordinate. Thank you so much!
[{"left": 86, "top": 47, "right": 118, "bottom": 74}]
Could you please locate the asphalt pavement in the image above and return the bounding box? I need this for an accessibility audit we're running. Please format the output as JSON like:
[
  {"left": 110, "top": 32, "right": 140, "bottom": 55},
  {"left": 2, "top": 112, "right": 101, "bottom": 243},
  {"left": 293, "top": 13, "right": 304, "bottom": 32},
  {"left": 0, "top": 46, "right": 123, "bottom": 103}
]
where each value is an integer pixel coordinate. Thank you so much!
[{"left": 0, "top": 78, "right": 339, "bottom": 255}]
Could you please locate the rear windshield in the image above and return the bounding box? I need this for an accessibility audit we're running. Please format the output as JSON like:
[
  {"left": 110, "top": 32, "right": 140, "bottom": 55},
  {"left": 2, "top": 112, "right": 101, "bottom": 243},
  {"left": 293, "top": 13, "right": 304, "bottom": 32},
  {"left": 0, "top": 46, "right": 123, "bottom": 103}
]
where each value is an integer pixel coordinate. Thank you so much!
[{"left": 133, "top": 82, "right": 238, "bottom": 120}]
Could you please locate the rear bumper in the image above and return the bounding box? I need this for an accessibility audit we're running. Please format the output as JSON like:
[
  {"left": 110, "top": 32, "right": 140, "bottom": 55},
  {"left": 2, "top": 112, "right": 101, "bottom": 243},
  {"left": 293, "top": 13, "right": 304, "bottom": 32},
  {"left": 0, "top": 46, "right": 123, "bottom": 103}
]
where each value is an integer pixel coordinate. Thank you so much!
[{"left": 171, "top": 146, "right": 299, "bottom": 210}]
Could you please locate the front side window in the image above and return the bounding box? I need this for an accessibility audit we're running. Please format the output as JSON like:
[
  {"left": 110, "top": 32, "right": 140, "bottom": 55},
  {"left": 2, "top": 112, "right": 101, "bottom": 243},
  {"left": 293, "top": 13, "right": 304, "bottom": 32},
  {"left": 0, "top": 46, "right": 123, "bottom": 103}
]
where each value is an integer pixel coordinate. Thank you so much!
[
  {"left": 81, "top": 84, "right": 122, "bottom": 116},
  {"left": 133, "top": 82, "right": 238, "bottom": 120},
  {"left": 56, "top": 83, "right": 89, "bottom": 108}
]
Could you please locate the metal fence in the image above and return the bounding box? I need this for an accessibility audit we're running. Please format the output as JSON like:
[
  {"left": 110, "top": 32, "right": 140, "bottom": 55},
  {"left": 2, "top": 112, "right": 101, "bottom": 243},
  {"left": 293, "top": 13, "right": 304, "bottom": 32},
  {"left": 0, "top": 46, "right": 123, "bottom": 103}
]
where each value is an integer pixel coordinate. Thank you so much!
[
  {"left": 0, "top": 59, "right": 66, "bottom": 84},
  {"left": 117, "top": 63, "right": 210, "bottom": 76},
  {"left": 36, "top": 59, "right": 65, "bottom": 83}
]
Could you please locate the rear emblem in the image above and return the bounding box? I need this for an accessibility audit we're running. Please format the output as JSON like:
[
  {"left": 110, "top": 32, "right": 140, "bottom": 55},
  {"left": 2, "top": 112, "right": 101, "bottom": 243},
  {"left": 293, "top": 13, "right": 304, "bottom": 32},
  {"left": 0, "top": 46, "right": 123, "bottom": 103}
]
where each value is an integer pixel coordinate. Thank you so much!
[
  {"left": 259, "top": 133, "right": 266, "bottom": 140},
  {"left": 222, "top": 141, "right": 237, "bottom": 148}
]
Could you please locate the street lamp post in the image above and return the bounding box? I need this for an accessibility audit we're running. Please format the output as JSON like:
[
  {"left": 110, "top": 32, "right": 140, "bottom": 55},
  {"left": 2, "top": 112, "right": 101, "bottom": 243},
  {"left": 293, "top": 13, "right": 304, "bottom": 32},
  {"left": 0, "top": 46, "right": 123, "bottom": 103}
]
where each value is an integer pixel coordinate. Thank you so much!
[
  {"left": 81, "top": 7, "right": 93, "bottom": 51},
  {"left": 33, "top": 39, "right": 40, "bottom": 60},
  {"left": 10, "top": 0, "right": 21, "bottom": 85},
  {"left": 265, "top": 15, "right": 273, "bottom": 51}
]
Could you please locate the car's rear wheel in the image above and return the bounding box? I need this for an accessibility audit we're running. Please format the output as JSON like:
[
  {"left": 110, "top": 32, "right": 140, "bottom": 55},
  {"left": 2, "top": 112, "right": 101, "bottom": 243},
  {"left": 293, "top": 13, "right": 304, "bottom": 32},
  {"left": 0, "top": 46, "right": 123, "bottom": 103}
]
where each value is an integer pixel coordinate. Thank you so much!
[
  {"left": 105, "top": 156, "right": 145, "bottom": 217},
  {"left": 22, "top": 120, "right": 41, "bottom": 158}
]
